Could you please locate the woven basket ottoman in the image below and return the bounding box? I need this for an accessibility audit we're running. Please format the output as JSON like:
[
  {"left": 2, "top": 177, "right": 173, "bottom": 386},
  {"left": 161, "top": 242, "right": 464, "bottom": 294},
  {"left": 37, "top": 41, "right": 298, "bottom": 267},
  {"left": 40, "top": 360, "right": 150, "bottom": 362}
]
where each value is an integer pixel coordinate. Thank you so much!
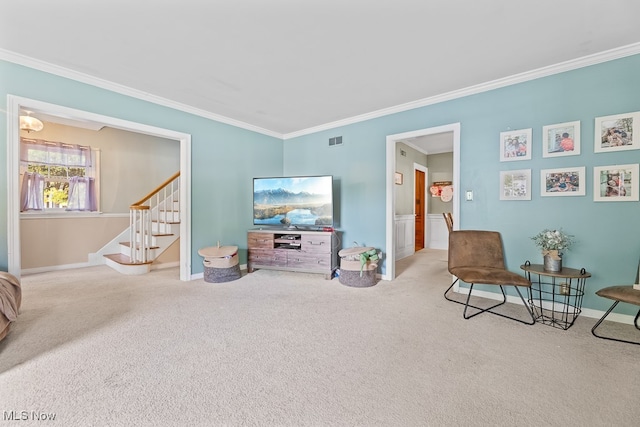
[
  {"left": 198, "top": 245, "right": 241, "bottom": 283},
  {"left": 338, "top": 246, "right": 378, "bottom": 287}
]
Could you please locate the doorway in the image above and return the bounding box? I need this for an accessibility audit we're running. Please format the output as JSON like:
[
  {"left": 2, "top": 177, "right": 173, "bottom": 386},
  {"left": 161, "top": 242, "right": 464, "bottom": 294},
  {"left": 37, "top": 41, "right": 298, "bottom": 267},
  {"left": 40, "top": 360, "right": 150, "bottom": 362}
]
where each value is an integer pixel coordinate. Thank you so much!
[
  {"left": 7, "top": 95, "right": 193, "bottom": 281},
  {"left": 385, "top": 123, "right": 460, "bottom": 280}
]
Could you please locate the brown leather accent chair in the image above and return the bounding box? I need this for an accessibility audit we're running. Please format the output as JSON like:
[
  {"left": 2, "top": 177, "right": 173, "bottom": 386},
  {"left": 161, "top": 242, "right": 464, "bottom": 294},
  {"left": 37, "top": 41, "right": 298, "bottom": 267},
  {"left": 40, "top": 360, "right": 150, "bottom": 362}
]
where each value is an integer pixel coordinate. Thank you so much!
[
  {"left": 591, "top": 285, "right": 640, "bottom": 345},
  {"left": 444, "top": 230, "right": 535, "bottom": 324}
]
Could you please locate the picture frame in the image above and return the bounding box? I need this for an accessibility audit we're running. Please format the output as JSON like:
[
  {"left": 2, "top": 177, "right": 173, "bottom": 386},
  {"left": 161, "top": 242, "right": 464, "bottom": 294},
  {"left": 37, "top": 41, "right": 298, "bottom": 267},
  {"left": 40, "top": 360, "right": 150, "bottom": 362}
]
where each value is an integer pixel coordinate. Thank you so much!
[
  {"left": 540, "top": 166, "right": 586, "bottom": 197},
  {"left": 542, "top": 121, "right": 580, "bottom": 157},
  {"left": 500, "top": 169, "right": 531, "bottom": 200},
  {"left": 499, "top": 128, "right": 532, "bottom": 161},
  {"left": 394, "top": 172, "right": 403, "bottom": 185},
  {"left": 594, "top": 111, "right": 640, "bottom": 153},
  {"left": 593, "top": 163, "right": 639, "bottom": 202}
]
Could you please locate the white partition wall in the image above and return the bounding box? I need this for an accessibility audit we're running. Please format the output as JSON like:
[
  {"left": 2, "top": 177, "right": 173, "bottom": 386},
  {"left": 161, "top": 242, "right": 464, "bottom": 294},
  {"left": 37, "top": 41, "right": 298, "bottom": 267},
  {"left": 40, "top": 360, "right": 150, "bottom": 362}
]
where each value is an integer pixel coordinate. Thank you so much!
[{"left": 394, "top": 215, "right": 415, "bottom": 260}]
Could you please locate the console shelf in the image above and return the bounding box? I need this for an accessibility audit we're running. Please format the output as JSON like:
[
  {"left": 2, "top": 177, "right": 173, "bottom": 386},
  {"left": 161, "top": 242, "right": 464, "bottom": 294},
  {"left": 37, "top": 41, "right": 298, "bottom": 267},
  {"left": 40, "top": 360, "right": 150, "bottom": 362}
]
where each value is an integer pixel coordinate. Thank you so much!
[{"left": 247, "top": 229, "right": 338, "bottom": 279}]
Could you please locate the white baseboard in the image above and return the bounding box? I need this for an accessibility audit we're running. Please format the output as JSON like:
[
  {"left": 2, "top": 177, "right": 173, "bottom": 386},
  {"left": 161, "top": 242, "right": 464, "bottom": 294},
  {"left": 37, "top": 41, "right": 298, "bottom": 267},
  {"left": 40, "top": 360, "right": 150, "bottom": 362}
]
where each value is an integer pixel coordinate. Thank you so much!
[
  {"left": 22, "top": 258, "right": 178, "bottom": 275},
  {"left": 21, "top": 261, "right": 634, "bottom": 326},
  {"left": 452, "top": 286, "right": 637, "bottom": 326},
  {"left": 22, "top": 261, "right": 95, "bottom": 275}
]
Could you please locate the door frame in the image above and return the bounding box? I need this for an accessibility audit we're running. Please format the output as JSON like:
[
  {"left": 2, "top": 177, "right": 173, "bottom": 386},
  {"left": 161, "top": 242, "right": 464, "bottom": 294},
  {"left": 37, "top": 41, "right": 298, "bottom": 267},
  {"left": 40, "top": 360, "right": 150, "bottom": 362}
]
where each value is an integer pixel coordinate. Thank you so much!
[
  {"left": 6, "top": 95, "right": 193, "bottom": 281},
  {"left": 385, "top": 123, "right": 460, "bottom": 280},
  {"left": 414, "top": 163, "right": 428, "bottom": 251}
]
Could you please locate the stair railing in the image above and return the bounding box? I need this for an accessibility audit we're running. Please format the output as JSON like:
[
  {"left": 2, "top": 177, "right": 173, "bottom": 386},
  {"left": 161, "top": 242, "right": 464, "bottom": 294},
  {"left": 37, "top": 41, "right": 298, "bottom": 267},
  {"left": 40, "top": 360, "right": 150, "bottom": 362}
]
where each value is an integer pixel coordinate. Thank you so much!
[{"left": 129, "top": 172, "right": 180, "bottom": 264}]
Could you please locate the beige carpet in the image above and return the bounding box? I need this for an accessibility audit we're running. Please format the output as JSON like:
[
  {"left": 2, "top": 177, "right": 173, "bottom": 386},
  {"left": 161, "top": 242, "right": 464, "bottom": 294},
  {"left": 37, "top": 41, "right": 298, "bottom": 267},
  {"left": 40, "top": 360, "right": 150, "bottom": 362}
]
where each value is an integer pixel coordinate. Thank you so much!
[{"left": 1, "top": 249, "right": 638, "bottom": 426}]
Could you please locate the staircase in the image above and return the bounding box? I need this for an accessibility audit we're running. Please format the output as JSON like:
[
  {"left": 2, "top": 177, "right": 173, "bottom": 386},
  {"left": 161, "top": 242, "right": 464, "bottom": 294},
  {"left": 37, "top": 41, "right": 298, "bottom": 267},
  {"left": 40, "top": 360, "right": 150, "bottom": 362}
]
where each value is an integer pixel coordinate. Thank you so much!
[{"left": 103, "top": 172, "right": 180, "bottom": 275}]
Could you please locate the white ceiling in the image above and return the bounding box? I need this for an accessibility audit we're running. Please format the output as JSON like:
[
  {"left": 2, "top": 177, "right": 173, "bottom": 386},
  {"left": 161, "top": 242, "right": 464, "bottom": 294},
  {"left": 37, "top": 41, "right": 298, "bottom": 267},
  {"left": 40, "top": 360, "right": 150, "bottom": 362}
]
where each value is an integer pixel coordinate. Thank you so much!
[{"left": 2, "top": 0, "right": 640, "bottom": 139}]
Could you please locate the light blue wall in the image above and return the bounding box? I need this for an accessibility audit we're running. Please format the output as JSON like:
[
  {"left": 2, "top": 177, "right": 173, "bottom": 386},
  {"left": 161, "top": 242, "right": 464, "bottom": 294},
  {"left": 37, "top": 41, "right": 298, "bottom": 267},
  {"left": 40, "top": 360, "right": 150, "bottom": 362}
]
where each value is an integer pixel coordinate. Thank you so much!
[
  {"left": 0, "top": 60, "right": 283, "bottom": 273},
  {"left": 2, "top": 55, "right": 639, "bottom": 314},
  {"left": 285, "top": 54, "right": 640, "bottom": 314}
]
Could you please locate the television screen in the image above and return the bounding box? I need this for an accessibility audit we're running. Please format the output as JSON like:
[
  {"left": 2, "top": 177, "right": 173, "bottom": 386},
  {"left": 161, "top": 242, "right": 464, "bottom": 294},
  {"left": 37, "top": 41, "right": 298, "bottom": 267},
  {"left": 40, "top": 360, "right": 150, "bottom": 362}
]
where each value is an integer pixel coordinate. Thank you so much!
[{"left": 253, "top": 175, "right": 333, "bottom": 228}]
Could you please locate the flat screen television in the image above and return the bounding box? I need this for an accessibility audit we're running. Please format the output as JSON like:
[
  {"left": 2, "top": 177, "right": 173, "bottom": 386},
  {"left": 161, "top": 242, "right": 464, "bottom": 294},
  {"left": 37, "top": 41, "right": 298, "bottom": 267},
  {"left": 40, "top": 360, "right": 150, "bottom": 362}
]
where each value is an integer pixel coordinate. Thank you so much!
[{"left": 253, "top": 175, "right": 333, "bottom": 229}]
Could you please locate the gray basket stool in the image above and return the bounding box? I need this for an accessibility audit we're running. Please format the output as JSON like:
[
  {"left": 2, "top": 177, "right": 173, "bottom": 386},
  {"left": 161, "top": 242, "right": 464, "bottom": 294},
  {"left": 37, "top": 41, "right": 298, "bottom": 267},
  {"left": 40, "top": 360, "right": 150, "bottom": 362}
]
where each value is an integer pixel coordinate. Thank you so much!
[
  {"left": 198, "top": 245, "right": 241, "bottom": 283},
  {"left": 338, "top": 246, "right": 379, "bottom": 287}
]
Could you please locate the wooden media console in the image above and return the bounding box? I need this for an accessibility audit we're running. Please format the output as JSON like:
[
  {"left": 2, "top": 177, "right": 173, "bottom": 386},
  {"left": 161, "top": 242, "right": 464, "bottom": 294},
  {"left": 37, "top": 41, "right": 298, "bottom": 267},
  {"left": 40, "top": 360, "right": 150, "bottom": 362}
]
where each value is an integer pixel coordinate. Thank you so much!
[{"left": 247, "top": 229, "right": 338, "bottom": 279}]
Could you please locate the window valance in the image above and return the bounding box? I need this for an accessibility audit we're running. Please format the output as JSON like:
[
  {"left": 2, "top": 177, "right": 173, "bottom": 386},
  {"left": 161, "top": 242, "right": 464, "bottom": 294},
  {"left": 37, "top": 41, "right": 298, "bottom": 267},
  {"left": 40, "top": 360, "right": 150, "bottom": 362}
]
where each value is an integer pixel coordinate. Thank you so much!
[{"left": 20, "top": 138, "right": 92, "bottom": 168}]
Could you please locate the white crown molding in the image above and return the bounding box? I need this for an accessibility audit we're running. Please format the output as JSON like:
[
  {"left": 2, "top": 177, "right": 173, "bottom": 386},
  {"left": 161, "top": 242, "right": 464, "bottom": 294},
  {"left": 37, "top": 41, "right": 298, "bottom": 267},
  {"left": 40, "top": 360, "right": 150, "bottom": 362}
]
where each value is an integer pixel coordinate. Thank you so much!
[
  {"left": 3, "top": 42, "right": 639, "bottom": 141},
  {"left": 0, "top": 49, "right": 283, "bottom": 139},
  {"left": 283, "top": 42, "right": 640, "bottom": 139}
]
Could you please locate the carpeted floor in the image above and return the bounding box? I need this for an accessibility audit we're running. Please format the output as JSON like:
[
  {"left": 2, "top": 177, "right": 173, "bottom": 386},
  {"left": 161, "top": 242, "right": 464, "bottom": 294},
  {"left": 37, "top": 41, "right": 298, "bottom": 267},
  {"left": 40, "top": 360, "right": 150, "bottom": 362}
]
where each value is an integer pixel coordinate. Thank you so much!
[{"left": 1, "top": 249, "right": 638, "bottom": 426}]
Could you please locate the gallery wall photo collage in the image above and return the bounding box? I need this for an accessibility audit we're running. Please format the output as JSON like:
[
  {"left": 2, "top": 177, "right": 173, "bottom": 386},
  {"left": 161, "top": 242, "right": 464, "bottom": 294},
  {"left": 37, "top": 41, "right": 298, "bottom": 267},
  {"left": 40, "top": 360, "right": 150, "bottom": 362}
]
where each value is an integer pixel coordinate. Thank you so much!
[{"left": 498, "top": 111, "right": 639, "bottom": 202}]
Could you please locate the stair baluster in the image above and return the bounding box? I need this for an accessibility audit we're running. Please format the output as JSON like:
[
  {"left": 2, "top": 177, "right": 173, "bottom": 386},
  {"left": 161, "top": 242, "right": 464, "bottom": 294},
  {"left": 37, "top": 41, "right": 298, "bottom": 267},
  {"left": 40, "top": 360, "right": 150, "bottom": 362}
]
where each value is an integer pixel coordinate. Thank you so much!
[{"left": 126, "top": 171, "right": 180, "bottom": 266}]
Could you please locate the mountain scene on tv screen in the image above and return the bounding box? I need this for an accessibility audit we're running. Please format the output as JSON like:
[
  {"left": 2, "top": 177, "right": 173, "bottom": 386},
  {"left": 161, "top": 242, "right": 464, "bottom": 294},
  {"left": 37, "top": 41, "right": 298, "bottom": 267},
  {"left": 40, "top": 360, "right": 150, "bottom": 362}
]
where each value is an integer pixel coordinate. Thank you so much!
[{"left": 254, "top": 188, "right": 332, "bottom": 226}]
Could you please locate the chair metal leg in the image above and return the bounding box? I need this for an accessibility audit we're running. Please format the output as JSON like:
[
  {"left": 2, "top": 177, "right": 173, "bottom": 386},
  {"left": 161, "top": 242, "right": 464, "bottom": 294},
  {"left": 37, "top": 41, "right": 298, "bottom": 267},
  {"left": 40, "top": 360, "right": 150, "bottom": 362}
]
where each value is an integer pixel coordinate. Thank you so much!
[
  {"left": 510, "top": 286, "right": 537, "bottom": 325},
  {"left": 444, "top": 280, "right": 535, "bottom": 325},
  {"left": 591, "top": 301, "right": 640, "bottom": 345},
  {"left": 445, "top": 278, "right": 502, "bottom": 311},
  {"left": 462, "top": 284, "right": 507, "bottom": 319},
  {"left": 444, "top": 277, "right": 460, "bottom": 301}
]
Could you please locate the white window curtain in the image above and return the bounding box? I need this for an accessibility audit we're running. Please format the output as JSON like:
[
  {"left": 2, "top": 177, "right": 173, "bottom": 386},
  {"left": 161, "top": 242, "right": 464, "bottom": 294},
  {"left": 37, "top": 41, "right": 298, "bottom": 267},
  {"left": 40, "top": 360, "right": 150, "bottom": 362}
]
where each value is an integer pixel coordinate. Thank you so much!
[
  {"left": 20, "top": 172, "right": 45, "bottom": 211},
  {"left": 67, "top": 177, "right": 97, "bottom": 211}
]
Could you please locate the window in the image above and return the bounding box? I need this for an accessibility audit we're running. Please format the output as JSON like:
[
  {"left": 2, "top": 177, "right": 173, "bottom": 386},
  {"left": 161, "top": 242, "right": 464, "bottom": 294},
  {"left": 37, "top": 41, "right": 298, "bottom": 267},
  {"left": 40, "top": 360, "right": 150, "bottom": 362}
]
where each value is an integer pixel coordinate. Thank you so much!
[{"left": 20, "top": 138, "right": 99, "bottom": 212}]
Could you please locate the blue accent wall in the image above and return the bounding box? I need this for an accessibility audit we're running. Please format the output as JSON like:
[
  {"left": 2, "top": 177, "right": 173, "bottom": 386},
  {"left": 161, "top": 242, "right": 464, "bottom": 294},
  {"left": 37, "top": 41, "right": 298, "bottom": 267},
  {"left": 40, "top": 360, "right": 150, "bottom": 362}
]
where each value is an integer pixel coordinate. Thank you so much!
[
  {"left": 284, "top": 54, "right": 640, "bottom": 314},
  {"left": 2, "top": 54, "right": 639, "bottom": 314}
]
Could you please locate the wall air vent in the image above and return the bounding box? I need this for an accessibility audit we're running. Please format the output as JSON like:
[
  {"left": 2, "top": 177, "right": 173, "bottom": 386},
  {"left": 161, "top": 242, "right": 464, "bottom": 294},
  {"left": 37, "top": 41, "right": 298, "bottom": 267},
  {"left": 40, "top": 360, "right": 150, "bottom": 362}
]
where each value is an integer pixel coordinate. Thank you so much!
[{"left": 329, "top": 136, "right": 343, "bottom": 146}]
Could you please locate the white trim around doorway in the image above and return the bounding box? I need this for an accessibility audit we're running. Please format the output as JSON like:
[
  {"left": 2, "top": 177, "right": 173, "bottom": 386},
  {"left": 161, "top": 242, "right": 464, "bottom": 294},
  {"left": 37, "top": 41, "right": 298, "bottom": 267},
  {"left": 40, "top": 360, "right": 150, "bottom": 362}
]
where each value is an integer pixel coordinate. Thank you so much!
[
  {"left": 6, "top": 95, "right": 192, "bottom": 281},
  {"left": 385, "top": 123, "right": 460, "bottom": 280}
]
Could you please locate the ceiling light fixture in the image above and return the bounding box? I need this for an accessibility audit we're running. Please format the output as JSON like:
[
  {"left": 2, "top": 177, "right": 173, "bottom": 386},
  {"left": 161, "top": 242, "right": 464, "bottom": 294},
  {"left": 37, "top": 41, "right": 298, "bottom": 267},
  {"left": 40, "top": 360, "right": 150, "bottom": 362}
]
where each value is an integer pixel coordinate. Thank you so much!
[{"left": 20, "top": 112, "right": 44, "bottom": 133}]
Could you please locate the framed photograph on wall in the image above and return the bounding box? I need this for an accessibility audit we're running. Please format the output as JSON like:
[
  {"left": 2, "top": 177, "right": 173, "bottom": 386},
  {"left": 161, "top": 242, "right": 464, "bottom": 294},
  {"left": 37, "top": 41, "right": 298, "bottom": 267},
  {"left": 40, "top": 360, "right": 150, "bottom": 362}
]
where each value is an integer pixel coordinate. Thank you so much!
[
  {"left": 540, "top": 166, "right": 586, "bottom": 196},
  {"left": 594, "top": 111, "right": 640, "bottom": 153},
  {"left": 500, "top": 169, "right": 531, "bottom": 200},
  {"left": 499, "top": 128, "right": 532, "bottom": 161},
  {"left": 593, "top": 164, "right": 639, "bottom": 201},
  {"left": 542, "top": 121, "right": 580, "bottom": 157}
]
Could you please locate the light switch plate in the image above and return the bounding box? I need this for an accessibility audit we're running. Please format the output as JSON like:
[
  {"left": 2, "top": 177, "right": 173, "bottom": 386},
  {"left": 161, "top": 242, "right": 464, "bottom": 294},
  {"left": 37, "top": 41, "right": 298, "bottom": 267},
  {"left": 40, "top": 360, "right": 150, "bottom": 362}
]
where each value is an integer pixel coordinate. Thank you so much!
[{"left": 465, "top": 190, "right": 473, "bottom": 201}]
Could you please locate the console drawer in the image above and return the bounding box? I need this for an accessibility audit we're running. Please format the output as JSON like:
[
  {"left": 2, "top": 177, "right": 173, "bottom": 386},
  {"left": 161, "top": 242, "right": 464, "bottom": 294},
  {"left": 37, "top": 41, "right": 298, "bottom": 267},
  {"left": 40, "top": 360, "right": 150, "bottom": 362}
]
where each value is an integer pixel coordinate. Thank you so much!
[
  {"left": 248, "top": 249, "right": 286, "bottom": 266},
  {"left": 287, "top": 252, "right": 332, "bottom": 269},
  {"left": 301, "top": 234, "right": 332, "bottom": 253},
  {"left": 248, "top": 232, "right": 275, "bottom": 249}
]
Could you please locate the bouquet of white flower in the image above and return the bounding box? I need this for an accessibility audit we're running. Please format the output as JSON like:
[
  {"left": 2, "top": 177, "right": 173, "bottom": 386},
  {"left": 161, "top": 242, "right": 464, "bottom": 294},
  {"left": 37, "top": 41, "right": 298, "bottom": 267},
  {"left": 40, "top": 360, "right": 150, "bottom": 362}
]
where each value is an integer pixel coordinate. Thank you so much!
[{"left": 531, "top": 229, "right": 574, "bottom": 253}]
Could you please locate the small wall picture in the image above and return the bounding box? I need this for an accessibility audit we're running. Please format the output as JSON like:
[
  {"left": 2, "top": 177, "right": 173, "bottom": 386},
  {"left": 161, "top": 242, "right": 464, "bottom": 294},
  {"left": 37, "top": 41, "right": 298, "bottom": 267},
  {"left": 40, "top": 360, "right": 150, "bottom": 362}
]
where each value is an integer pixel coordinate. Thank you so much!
[
  {"left": 594, "top": 112, "right": 640, "bottom": 153},
  {"left": 500, "top": 128, "right": 532, "bottom": 161},
  {"left": 542, "top": 121, "right": 580, "bottom": 157},
  {"left": 540, "top": 166, "right": 586, "bottom": 196},
  {"left": 500, "top": 169, "right": 531, "bottom": 200},
  {"left": 593, "top": 164, "right": 639, "bottom": 201}
]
